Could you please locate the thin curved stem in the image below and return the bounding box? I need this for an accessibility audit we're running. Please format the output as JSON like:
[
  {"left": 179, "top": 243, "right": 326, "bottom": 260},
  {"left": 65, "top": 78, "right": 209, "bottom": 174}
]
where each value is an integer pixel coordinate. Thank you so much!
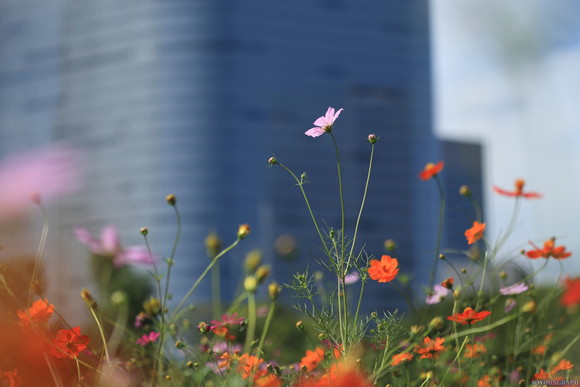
[
  {"left": 29, "top": 204, "right": 49, "bottom": 305},
  {"left": 428, "top": 176, "right": 446, "bottom": 289}
]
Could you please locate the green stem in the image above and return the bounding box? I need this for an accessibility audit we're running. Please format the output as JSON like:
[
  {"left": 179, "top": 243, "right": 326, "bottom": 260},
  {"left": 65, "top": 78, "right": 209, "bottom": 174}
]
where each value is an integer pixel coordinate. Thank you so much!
[
  {"left": 256, "top": 301, "right": 276, "bottom": 357},
  {"left": 211, "top": 262, "right": 222, "bottom": 318},
  {"left": 29, "top": 203, "right": 49, "bottom": 305},
  {"left": 244, "top": 293, "right": 257, "bottom": 353},
  {"left": 439, "top": 336, "right": 469, "bottom": 386},
  {"left": 428, "top": 176, "right": 446, "bottom": 289},
  {"left": 89, "top": 307, "right": 111, "bottom": 363},
  {"left": 329, "top": 133, "right": 345, "bottom": 266},
  {"left": 353, "top": 280, "right": 366, "bottom": 327},
  {"left": 277, "top": 162, "right": 329, "bottom": 255},
  {"left": 475, "top": 250, "right": 490, "bottom": 310},
  {"left": 162, "top": 204, "right": 182, "bottom": 319}
]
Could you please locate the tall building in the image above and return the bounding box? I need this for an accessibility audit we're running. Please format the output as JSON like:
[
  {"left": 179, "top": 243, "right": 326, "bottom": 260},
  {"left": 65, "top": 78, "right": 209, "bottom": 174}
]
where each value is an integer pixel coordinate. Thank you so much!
[{"left": 0, "top": 0, "right": 438, "bottom": 313}]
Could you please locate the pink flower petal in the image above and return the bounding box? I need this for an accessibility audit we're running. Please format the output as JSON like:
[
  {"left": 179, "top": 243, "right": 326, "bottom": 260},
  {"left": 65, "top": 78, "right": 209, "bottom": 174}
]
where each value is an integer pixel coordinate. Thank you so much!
[
  {"left": 333, "top": 108, "right": 343, "bottom": 121},
  {"left": 114, "top": 246, "right": 155, "bottom": 268},
  {"left": 74, "top": 227, "right": 103, "bottom": 255},
  {"left": 305, "top": 127, "right": 326, "bottom": 137},
  {"left": 100, "top": 226, "right": 121, "bottom": 255},
  {"left": 313, "top": 116, "right": 328, "bottom": 127}
]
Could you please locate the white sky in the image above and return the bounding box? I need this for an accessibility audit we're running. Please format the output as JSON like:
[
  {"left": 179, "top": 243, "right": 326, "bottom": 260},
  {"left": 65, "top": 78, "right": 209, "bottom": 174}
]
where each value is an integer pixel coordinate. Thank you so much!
[{"left": 431, "top": 1, "right": 580, "bottom": 282}]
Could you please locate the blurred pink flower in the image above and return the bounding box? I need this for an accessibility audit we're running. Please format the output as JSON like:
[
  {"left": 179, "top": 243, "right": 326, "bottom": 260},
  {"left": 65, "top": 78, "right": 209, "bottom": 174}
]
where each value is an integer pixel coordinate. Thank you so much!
[
  {"left": 425, "top": 284, "right": 449, "bottom": 305},
  {"left": 74, "top": 225, "right": 155, "bottom": 268},
  {"left": 0, "top": 145, "right": 81, "bottom": 219},
  {"left": 499, "top": 282, "right": 528, "bottom": 295},
  {"left": 136, "top": 331, "right": 160, "bottom": 346},
  {"left": 305, "top": 107, "right": 343, "bottom": 137},
  {"left": 345, "top": 271, "right": 360, "bottom": 285}
]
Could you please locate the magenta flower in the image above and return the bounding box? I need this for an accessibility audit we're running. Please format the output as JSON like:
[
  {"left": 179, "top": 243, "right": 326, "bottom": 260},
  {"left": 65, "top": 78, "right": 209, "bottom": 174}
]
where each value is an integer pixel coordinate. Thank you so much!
[
  {"left": 74, "top": 225, "right": 156, "bottom": 268},
  {"left": 305, "top": 107, "right": 343, "bottom": 137},
  {"left": 136, "top": 331, "right": 160, "bottom": 346},
  {"left": 0, "top": 145, "right": 81, "bottom": 219},
  {"left": 210, "top": 313, "right": 245, "bottom": 330},
  {"left": 425, "top": 284, "right": 450, "bottom": 305},
  {"left": 499, "top": 282, "right": 528, "bottom": 295}
]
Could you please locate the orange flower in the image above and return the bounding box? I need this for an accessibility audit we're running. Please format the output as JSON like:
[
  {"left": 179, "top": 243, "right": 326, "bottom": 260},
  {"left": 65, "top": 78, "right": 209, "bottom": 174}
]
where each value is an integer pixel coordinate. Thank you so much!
[
  {"left": 465, "top": 221, "right": 486, "bottom": 245},
  {"left": 561, "top": 277, "right": 580, "bottom": 307},
  {"left": 493, "top": 179, "right": 541, "bottom": 199},
  {"left": 296, "top": 366, "right": 373, "bottom": 387},
  {"left": 368, "top": 255, "right": 399, "bottom": 283},
  {"left": 237, "top": 353, "right": 263, "bottom": 379},
  {"left": 447, "top": 307, "right": 491, "bottom": 325},
  {"left": 477, "top": 375, "right": 491, "bottom": 387},
  {"left": 464, "top": 343, "right": 486, "bottom": 358},
  {"left": 17, "top": 299, "right": 54, "bottom": 329},
  {"left": 552, "top": 359, "right": 574, "bottom": 373},
  {"left": 0, "top": 369, "right": 22, "bottom": 387},
  {"left": 526, "top": 238, "right": 572, "bottom": 260},
  {"left": 300, "top": 348, "right": 325, "bottom": 371},
  {"left": 531, "top": 369, "right": 550, "bottom": 380},
  {"left": 391, "top": 352, "right": 413, "bottom": 366},
  {"left": 413, "top": 336, "right": 445, "bottom": 359},
  {"left": 49, "top": 327, "right": 89, "bottom": 359},
  {"left": 532, "top": 345, "right": 547, "bottom": 356},
  {"left": 419, "top": 161, "right": 444, "bottom": 180}
]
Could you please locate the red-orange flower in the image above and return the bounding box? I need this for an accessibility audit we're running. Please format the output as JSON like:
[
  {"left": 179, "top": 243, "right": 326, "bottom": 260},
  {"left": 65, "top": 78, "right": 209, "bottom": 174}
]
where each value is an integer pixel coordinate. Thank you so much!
[
  {"left": 0, "top": 369, "right": 22, "bottom": 387},
  {"left": 561, "top": 277, "right": 580, "bottom": 307},
  {"left": 493, "top": 179, "right": 541, "bottom": 199},
  {"left": 391, "top": 352, "right": 413, "bottom": 365},
  {"left": 464, "top": 343, "right": 486, "bottom": 358},
  {"left": 526, "top": 238, "right": 572, "bottom": 260},
  {"left": 552, "top": 359, "right": 574, "bottom": 373},
  {"left": 419, "top": 161, "right": 444, "bottom": 180},
  {"left": 447, "top": 307, "right": 491, "bottom": 325},
  {"left": 49, "top": 327, "right": 89, "bottom": 359},
  {"left": 296, "top": 365, "right": 373, "bottom": 387},
  {"left": 300, "top": 347, "right": 325, "bottom": 371},
  {"left": 413, "top": 336, "right": 445, "bottom": 359},
  {"left": 465, "top": 221, "right": 486, "bottom": 245},
  {"left": 368, "top": 255, "right": 399, "bottom": 283},
  {"left": 17, "top": 299, "right": 54, "bottom": 329},
  {"left": 477, "top": 375, "right": 492, "bottom": 387},
  {"left": 237, "top": 353, "right": 263, "bottom": 379}
]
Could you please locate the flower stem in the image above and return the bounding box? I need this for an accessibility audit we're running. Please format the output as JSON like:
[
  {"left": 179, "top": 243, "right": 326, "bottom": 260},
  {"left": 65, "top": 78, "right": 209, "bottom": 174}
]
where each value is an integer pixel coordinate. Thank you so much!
[
  {"left": 256, "top": 301, "right": 276, "bottom": 357},
  {"left": 211, "top": 262, "right": 222, "bottom": 318},
  {"left": 89, "top": 307, "right": 111, "bottom": 363},
  {"left": 244, "top": 293, "right": 257, "bottom": 353},
  {"left": 28, "top": 203, "right": 48, "bottom": 305},
  {"left": 428, "top": 176, "right": 445, "bottom": 289}
]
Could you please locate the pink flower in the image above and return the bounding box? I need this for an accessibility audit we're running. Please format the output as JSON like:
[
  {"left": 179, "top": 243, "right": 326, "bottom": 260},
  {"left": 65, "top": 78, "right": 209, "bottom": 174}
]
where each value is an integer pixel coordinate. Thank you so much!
[
  {"left": 345, "top": 271, "right": 360, "bottom": 285},
  {"left": 305, "top": 107, "right": 343, "bottom": 137},
  {"left": 425, "top": 284, "right": 450, "bottom": 305},
  {"left": 499, "top": 282, "right": 528, "bottom": 295},
  {"left": 0, "top": 145, "right": 81, "bottom": 219},
  {"left": 75, "top": 225, "right": 155, "bottom": 268},
  {"left": 210, "top": 313, "right": 245, "bottom": 330},
  {"left": 136, "top": 331, "right": 160, "bottom": 346}
]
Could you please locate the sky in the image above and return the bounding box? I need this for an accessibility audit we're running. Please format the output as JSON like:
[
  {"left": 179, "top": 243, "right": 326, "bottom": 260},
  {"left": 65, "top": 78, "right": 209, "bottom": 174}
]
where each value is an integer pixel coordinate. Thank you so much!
[{"left": 431, "top": 1, "right": 580, "bottom": 283}]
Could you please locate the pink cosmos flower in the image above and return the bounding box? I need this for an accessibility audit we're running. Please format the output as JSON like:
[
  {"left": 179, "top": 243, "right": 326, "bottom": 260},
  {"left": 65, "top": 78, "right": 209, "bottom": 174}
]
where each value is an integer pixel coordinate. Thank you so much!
[
  {"left": 0, "top": 145, "right": 81, "bottom": 219},
  {"left": 136, "top": 331, "right": 160, "bottom": 346},
  {"left": 305, "top": 107, "right": 343, "bottom": 137},
  {"left": 210, "top": 313, "right": 245, "bottom": 330},
  {"left": 499, "top": 282, "right": 528, "bottom": 295},
  {"left": 74, "top": 225, "right": 156, "bottom": 268},
  {"left": 425, "top": 284, "right": 450, "bottom": 305},
  {"left": 345, "top": 271, "right": 360, "bottom": 285}
]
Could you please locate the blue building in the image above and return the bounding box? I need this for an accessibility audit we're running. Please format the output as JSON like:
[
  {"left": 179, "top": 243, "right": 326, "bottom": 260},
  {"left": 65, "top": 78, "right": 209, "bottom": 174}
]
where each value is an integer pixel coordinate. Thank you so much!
[{"left": 0, "top": 0, "right": 440, "bottom": 313}]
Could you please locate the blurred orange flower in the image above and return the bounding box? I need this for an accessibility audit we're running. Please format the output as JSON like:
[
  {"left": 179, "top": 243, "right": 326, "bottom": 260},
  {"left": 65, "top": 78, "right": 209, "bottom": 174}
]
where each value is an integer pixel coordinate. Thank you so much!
[
  {"left": 464, "top": 343, "right": 487, "bottom": 358},
  {"left": 561, "top": 277, "right": 580, "bottom": 306},
  {"left": 391, "top": 352, "right": 413, "bottom": 365},
  {"left": 49, "top": 327, "right": 89, "bottom": 359},
  {"left": 17, "top": 299, "right": 54, "bottom": 329},
  {"left": 447, "top": 307, "right": 491, "bottom": 325},
  {"left": 414, "top": 336, "right": 445, "bottom": 359},
  {"left": 526, "top": 238, "right": 572, "bottom": 260},
  {"left": 477, "top": 375, "right": 492, "bottom": 387},
  {"left": 300, "top": 348, "right": 325, "bottom": 372},
  {"left": 368, "top": 255, "right": 399, "bottom": 283},
  {"left": 238, "top": 353, "right": 263, "bottom": 379},
  {"left": 296, "top": 366, "right": 373, "bottom": 387},
  {"left": 493, "top": 179, "right": 541, "bottom": 199},
  {"left": 419, "top": 161, "right": 444, "bottom": 180},
  {"left": 465, "top": 221, "right": 486, "bottom": 245}
]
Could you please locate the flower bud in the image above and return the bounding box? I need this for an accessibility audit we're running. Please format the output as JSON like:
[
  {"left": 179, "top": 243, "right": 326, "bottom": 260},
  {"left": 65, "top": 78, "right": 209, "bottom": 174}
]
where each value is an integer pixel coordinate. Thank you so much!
[
  {"left": 197, "top": 322, "right": 210, "bottom": 333},
  {"left": 522, "top": 299, "right": 537, "bottom": 314},
  {"left": 461, "top": 268, "right": 467, "bottom": 274},
  {"left": 175, "top": 341, "right": 185, "bottom": 349},
  {"left": 81, "top": 288, "right": 98, "bottom": 310},
  {"left": 410, "top": 325, "right": 424, "bottom": 335},
  {"left": 441, "top": 277, "right": 454, "bottom": 290},
  {"left": 295, "top": 321, "right": 304, "bottom": 330},
  {"left": 429, "top": 316, "right": 445, "bottom": 330},
  {"left": 318, "top": 332, "right": 326, "bottom": 341},
  {"left": 111, "top": 291, "right": 127, "bottom": 305},
  {"left": 267, "top": 156, "right": 278, "bottom": 165},
  {"left": 140, "top": 227, "right": 149, "bottom": 236},
  {"left": 384, "top": 239, "right": 397, "bottom": 252},
  {"left": 256, "top": 266, "right": 270, "bottom": 284},
  {"left": 204, "top": 231, "right": 222, "bottom": 259},
  {"left": 367, "top": 134, "right": 377, "bottom": 144},
  {"left": 499, "top": 271, "right": 508, "bottom": 280},
  {"left": 300, "top": 172, "right": 307, "bottom": 181},
  {"left": 245, "top": 250, "right": 262, "bottom": 273},
  {"left": 143, "top": 297, "right": 161, "bottom": 315},
  {"left": 29, "top": 192, "right": 42, "bottom": 205},
  {"left": 237, "top": 224, "right": 251, "bottom": 239},
  {"left": 244, "top": 276, "right": 258, "bottom": 293},
  {"left": 165, "top": 194, "right": 176, "bottom": 206},
  {"left": 438, "top": 253, "right": 445, "bottom": 260},
  {"left": 459, "top": 185, "right": 472, "bottom": 198},
  {"left": 268, "top": 282, "right": 282, "bottom": 300}
]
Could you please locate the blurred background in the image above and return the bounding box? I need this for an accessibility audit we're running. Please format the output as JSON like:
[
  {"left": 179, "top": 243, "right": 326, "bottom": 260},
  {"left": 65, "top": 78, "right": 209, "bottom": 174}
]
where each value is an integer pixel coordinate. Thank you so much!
[{"left": 0, "top": 0, "right": 576, "bottom": 319}]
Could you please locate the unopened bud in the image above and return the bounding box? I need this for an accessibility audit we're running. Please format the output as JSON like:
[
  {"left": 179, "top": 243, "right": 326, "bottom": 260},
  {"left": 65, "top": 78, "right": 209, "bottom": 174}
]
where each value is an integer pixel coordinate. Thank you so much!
[
  {"left": 204, "top": 231, "right": 222, "bottom": 259},
  {"left": 237, "top": 224, "right": 251, "bottom": 239},
  {"left": 499, "top": 271, "right": 508, "bottom": 280},
  {"left": 410, "top": 325, "right": 424, "bottom": 335},
  {"left": 140, "top": 227, "right": 148, "bottom": 236},
  {"left": 318, "top": 333, "right": 326, "bottom": 341},
  {"left": 175, "top": 341, "right": 185, "bottom": 349},
  {"left": 165, "top": 194, "right": 176, "bottom": 206},
  {"left": 522, "top": 299, "right": 537, "bottom": 314},
  {"left": 461, "top": 268, "right": 467, "bottom": 274},
  {"left": 296, "top": 321, "right": 304, "bottom": 330},
  {"left": 268, "top": 282, "right": 282, "bottom": 300},
  {"left": 384, "top": 239, "right": 397, "bottom": 252},
  {"left": 300, "top": 172, "right": 307, "bottom": 181},
  {"left": 197, "top": 322, "right": 210, "bottom": 333},
  {"left": 438, "top": 253, "right": 445, "bottom": 260},
  {"left": 187, "top": 361, "right": 194, "bottom": 368},
  {"left": 29, "top": 192, "right": 42, "bottom": 205},
  {"left": 267, "top": 156, "right": 278, "bottom": 165},
  {"left": 143, "top": 297, "right": 161, "bottom": 315},
  {"left": 81, "top": 288, "right": 98, "bottom": 310},
  {"left": 245, "top": 250, "right": 262, "bottom": 273},
  {"left": 459, "top": 185, "right": 472, "bottom": 198},
  {"left": 244, "top": 276, "right": 258, "bottom": 293},
  {"left": 367, "top": 134, "right": 377, "bottom": 144},
  {"left": 253, "top": 265, "right": 269, "bottom": 283},
  {"left": 441, "top": 277, "right": 454, "bottom": 290},
  {"left": 429, "top": 316, "right": 445, "bottom": 330}
]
